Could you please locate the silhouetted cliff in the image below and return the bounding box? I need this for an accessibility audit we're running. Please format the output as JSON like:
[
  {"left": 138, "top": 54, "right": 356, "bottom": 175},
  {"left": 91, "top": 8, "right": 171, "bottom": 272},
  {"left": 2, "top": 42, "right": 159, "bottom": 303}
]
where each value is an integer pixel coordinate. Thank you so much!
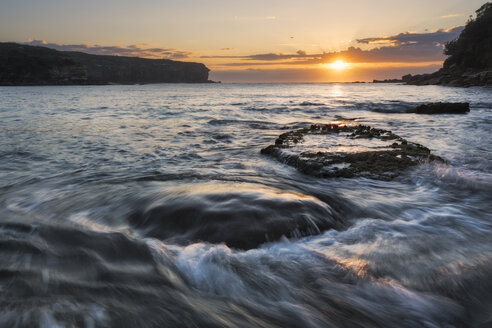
[
  {"left": 0, "top": 43, "right": 211, "bottom": 85},
  {"left": 404, "top": 2, "right": 492, "bottom": 87}
]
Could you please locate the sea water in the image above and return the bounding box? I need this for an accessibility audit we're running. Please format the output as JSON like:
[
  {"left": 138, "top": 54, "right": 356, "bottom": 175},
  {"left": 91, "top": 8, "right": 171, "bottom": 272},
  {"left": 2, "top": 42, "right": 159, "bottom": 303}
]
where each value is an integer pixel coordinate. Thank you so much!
[{"left": 0, "top": 83, "right": 491, "bottom": 327}]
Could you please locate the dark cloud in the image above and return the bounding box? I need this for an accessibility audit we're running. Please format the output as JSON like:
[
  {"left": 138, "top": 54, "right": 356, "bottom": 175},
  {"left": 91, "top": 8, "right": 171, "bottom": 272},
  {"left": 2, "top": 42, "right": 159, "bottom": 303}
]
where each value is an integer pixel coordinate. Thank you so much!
[
  {"left": 25, "top": 40, "right": 192, "bottom": 59},
  {"left": 200, "top": 51, "right": 315, "bottom": 60},
  {"left": 317, "top": 43, "right": 447, "bottom": 63},
  {"left": 205, "top": 26, "right": 464, "bottom": 66},
  {"left": 248, "top": 53, "right": 303, "bottom": 60},
  {"left": 356, "top": 26, "right": 464, "bottom": 45},
  {"left": 211, "top": 42, "right": 448, "bottom": 66}
]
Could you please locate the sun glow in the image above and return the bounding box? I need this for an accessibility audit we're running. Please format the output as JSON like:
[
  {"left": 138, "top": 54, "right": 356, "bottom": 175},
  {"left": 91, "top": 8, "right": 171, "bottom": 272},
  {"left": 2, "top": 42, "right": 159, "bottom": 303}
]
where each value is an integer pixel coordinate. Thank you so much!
[{"left": 328, "top": 60, "right": 350, "bottom": 70}]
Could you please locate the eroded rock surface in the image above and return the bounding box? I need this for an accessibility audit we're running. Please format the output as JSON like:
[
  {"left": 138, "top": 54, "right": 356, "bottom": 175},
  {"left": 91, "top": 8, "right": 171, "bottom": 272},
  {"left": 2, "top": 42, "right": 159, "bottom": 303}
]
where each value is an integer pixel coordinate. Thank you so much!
[{"left": 261, "top": 124, "right": 444, "bottom": 180}]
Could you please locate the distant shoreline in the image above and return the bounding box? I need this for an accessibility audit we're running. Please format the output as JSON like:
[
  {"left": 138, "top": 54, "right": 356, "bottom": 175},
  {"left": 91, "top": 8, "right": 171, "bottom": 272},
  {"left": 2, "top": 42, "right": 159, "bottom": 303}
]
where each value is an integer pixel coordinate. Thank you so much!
[{"left": 0, "top": 42, "right": 212, "bottom": 85}]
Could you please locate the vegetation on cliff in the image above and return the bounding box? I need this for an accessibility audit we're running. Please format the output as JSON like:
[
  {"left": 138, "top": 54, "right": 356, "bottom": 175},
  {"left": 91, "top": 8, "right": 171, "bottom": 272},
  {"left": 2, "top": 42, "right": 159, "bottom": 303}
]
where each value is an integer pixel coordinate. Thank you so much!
[
  {"left": 0, "top": 43, "right": 211, "bottom": 85},
  {"left": 404, "top": 2, "right": 492, "bottom": 86},
  {"left": 443, "top": 2, "right": 492, "bottom": 70}
]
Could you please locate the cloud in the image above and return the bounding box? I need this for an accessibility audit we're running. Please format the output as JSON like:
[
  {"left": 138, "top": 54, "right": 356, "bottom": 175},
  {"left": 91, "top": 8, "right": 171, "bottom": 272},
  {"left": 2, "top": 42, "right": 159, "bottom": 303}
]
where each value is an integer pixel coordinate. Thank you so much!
[
  {"left": 209, "top": 64, "right": 442, "bottom": 83},
  {"left": 200, "top": 51, "right": 314, "bottom": 61},
  {"left": 25, "top": 40, "right": 192, "bottom": 59},
  {"left": 440, "top": 14, "right": 462, "bottom": 19},
  {"left": 205, "top": 26, "right": 464, "bottom": 67},
  {"left": 356, "top": 26, "right": 463, "bottom": 46}
]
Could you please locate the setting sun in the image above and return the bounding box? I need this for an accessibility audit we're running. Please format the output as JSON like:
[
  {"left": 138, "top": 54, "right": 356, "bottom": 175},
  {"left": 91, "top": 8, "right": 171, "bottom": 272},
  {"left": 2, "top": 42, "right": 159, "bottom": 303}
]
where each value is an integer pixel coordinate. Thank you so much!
[{"left": 328, "top": 60, "right": 350, "bottom": 70}]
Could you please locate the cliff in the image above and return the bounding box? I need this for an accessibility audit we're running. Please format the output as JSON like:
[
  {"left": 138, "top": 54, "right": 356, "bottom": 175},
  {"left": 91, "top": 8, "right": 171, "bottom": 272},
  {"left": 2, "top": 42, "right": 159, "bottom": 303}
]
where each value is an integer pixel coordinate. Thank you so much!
[
  {"left": 0, "top": 43, "right": 211, "bottom": 85},
  {"left": 404, "top": 2, "right": 492, "bottom": 87}
]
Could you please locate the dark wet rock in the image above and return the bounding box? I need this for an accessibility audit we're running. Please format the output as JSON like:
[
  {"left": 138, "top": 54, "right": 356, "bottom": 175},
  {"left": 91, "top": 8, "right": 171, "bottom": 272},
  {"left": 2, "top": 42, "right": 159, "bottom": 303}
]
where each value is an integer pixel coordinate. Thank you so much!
[
  {"left": 406, "top": 102, "right": 470, "bottom": 114},
  {"left": 261, "top": 124, "right": 444, "bottom": 181},
  {"left": 129, "top": 188, "right": 344, "bottom": 250}
]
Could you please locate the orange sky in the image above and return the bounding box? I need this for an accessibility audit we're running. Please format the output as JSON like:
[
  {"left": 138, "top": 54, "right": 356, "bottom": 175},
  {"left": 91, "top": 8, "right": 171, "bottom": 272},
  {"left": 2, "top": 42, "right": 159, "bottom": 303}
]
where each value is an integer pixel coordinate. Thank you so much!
[{"left": 0, "top": 0, "right": 486, "bottom": 82}]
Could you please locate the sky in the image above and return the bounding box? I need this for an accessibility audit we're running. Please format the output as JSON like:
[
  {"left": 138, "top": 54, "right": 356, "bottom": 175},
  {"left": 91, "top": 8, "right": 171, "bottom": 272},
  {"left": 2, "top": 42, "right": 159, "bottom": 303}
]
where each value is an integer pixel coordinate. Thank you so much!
[{"left": 0, "top": 0, "right": 486, "bottom": 82}]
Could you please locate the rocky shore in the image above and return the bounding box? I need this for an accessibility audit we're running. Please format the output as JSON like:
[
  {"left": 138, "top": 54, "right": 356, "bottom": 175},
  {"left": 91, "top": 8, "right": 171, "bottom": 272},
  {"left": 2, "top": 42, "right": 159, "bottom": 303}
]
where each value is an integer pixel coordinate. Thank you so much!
[
  {"left": 402, "top": 68, "right": 492, "bottom": 87},
  {"left": 0, "top": 43, "right": 212, "bottom": 85},
  {"left": 261, "top": 123, "right": 444, "bottom": 181}
]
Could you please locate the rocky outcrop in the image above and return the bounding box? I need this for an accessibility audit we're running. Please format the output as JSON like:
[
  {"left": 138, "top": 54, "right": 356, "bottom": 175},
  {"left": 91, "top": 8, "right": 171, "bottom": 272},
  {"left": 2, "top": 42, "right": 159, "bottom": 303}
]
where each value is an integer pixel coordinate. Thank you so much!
[
  {"left": 373, "top": 79, "right": 403, "bottom": 83},
  {"left": 404, "top": 2, "right": 492, "bottom": 87},
  {"left": 128, "top": 188, "right": 344, "bottom": 250},
  {"left": 406, "top": 102, "right": 470, "bottom": 114},
  {"left": 0, "top": 43, "right": 211, "bottom": 85},
  {"left": 403, "top": 69, "right": 492, "bottom": 87},
  {"left": 261, "top": 124, "right": 444, "bottom": 181}
]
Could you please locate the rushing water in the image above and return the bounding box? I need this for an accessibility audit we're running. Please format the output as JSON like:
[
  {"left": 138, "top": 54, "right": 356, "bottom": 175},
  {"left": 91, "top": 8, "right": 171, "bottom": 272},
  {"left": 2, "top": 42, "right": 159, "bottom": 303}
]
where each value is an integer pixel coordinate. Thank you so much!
[{"left": 0, "top": 83, "right": 491, "bottom": 327}]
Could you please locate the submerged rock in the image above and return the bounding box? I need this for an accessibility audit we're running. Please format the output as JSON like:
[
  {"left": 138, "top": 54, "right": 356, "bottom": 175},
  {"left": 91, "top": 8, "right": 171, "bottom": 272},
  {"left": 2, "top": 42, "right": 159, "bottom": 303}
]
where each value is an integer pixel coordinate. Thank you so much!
[
  {"left": 128, "top": 185, "right": 344, "bottom": 250},
  {"left": 261, "top": 124, "right": 444, "bottom": 181},
  {"left": 406, "top": 102, "right": 470, "bottom": 114}
]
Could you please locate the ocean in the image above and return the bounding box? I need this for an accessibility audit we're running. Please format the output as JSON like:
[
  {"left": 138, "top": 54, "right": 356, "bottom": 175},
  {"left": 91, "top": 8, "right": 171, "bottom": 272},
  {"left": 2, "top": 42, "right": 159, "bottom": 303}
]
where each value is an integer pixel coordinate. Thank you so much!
[{"left": 0, "top": 83, "right": 491, "bottom": 327}]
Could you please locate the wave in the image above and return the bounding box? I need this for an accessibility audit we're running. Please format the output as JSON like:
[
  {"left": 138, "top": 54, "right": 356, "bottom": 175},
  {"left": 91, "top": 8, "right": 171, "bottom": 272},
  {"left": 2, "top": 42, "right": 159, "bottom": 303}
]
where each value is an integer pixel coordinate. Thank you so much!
[
  {"left": 299, "top": 101, "right": 325, "bottom": 106},
  {"left": 0, "top": 218, "right": 471, "bottom": 327}
]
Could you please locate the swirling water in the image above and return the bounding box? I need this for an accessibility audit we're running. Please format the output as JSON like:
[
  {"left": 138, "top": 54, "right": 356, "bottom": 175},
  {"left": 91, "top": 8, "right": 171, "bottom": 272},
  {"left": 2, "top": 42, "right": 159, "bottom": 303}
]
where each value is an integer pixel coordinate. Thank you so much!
[{"left": 0, "top": 83, "right": 491, "bottom": 327}]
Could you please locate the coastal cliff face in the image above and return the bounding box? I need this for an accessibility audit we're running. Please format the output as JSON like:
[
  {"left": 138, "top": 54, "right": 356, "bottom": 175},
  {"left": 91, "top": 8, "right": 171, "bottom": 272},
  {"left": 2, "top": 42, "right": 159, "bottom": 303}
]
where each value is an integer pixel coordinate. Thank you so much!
[
  {"left": 0, "top": 43, "right": 211, "bottom": 85},
  {"left": 404, "top": 2, "right": 492, "bottom": 87}
]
